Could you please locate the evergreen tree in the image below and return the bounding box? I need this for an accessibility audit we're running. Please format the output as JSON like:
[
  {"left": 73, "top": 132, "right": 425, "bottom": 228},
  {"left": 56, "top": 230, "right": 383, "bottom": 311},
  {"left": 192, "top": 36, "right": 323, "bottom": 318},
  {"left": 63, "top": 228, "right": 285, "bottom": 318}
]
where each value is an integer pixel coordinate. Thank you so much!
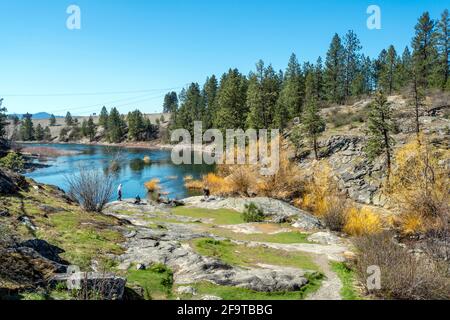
[
  {"left": 412, "top": 12, "right": 438, "bottom": 88},
  {"left": 246, "top": 60, "right": 281, "bottom": 129},
  {"left": 343, "top": 30, "right": 362, "bottom": 101},
  {"left": 398, "top": 47, "right": 413, "bottom": 88},
  {"left": 175, "top": 83, "right": 203, "bottom": 134},
  {"left": 214, "top": 69, "right": 248, "bottom": 131},
  {"left": 127, "top": 110, "right": 145, "bottom": 141},
  {"left": 0, "top": 99, "right": 8, "bottom": 140},
  {"left": 87, "top": 116, "right": 96, "bottom": 142},
  {"left": 352, "top": 55, "right": 373, "bottom": 96},
  {"left": 20, "top": 113, "right": 34, "bottom": 141},
  {"left": 99, "top": 106, "right": 109, "bottom": 128},
  {"left": 107, "top": 108, "right": 125, "bottom": 143},
  {"left": 35, "top": 124, "right": 44, "bottom": 141},
  {"left": 143, "top": 118, "right": 158, "bottom": 140},
  {"left": 301, "top": 73, "right": 326, "bottom": 160},
  {"left": 162, "top": 92, "right": 179, "bottom": 113},
  {"left": 365, "top": 91, "right": 395, "bottom": 181},
  {"left": 324, "top": 34, "right": 345, "bottom": 104},
  {"left": 65, "top": 112, "right": 73, "bottom": 127},
  {"left": 380, "top": 45, "right": 399, "bottom": 94},
  {"left": 313, "top": 56, "right": 325, "bottom": 101},
  {"left": 274, "top": 53, "right": 304, "bottom": 129},
  {"left": 436, "top": 9, "right": 449, "bottom": 89},
  {"left": 202, "top": 75, "right": 218, "bottom": 130},
  {"left": 49, "top": 114, "right": 56, "bottom": 126}
]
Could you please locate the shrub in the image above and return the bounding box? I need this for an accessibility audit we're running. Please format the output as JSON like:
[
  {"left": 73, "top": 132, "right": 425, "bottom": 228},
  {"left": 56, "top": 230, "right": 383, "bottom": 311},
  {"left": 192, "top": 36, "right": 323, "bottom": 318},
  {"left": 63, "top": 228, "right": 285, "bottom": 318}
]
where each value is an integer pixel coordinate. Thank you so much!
[
  {"left": 353, "top": 231, "right": 450, "bottom": 300},
  {"left": 228, "top": 166, "right": 256, "bottom": 196},
  {"left": 203, "top": 173, "right": 232, "bottom": 195},
  {"left": 241, "top": 203, "right": 265, "bottom": 223},
  {"left": 389, "top": 138, "right": 449, "bottom": 234},
  {"left": 65, "top": 167, "right": 114, "bottom": 212},
  {"left": 344, "top": 207, "right": 383, "bottom": 236},
  {"left": 321, "top": 196, "right": 348, "bottom": 232},
  {"left": 184, "top": 178, "right": 203, "bottom": 190},
  {"left": 144, "top": 179, "right": 160, "bottom": 192},
  {"left": 0, "top": 152, "right": 24, "bottom": 172}
]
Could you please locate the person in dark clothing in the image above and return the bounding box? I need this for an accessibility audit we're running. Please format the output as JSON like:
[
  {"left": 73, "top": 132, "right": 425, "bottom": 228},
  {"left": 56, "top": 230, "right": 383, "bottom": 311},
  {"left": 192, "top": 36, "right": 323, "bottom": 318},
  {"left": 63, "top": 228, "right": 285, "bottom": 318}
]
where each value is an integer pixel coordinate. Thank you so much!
[{"left": 134, "top": 195, "right": 141, "bottom": 205}]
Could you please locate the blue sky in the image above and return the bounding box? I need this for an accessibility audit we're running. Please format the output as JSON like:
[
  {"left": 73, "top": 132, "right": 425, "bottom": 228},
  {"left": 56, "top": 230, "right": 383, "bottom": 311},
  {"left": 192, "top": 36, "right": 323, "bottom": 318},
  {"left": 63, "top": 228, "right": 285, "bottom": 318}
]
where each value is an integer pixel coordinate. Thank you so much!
[{"left": 0, "top": 0, "right": 447, "bottom": 116}]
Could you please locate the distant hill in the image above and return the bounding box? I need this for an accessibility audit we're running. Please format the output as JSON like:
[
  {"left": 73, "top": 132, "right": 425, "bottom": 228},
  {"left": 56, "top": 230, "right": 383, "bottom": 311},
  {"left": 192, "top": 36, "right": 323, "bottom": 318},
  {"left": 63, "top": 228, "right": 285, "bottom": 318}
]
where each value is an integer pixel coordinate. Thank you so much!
[{"left": 8, "top": 112, "right": 63, "bottom": 120}]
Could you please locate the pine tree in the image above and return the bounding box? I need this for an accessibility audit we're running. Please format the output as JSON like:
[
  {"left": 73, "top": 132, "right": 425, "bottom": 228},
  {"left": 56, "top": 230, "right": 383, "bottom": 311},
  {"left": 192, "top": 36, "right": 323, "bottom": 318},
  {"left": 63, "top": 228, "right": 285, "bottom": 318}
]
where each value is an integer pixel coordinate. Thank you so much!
[
  {"left": 301, "top": 73, "right": 326, "bottom": 160},
  {"left": 436, "top": 9, "right": 449, "bottom": 89},
  {"left": 343, "top": 30, "right": 362, "bottom": 101},
  {"left": 107, "top": 108, "right": 125, "bottom": 143},
  {"left": 412, "top": 12, "right": 438, "bottom": 89},
  {"left": 49, "top": 114, "right": 56, "bottom": 126},
  {"left": 214, "top": 69, "right": 248, "bottom": 131},
  {"left": 352, "top": 55, "right": 373, "bottom": 96},
  {"left": 202, "top": 75, "right": 218, "bottom": 130},
  {"left": 175, "top": 83, "right": 203, "bottom": 134},
  {"left": 0, "top": 99, "right": 7, "bottom": 140},
  {"left": 20, "top": 113, "right": 34, "bottom": 141},
  {"left": 127, "top": 110, "right": 145, "bottom": 141},
  {"left": 162, "top": 92, "right": 179, "bottom": 113},
  {"left": 99, "top": 106, "right": 109, "bottom": 128},
  {"left": 314, "top": 56, "right": 325, "bottom": 101},
  {"left": 274, "top": 54, "right": 304, "bottom": 130},
  {"left": 246, "top": 60, "right": 281, "bottom": 129},
  {"left": 65, "top": 112, "right": 73, "bottom": 127},
  {"left": 398, "top": 47, "right": 413, "bottom": 88},
  {"left": 324, "top": 34, "right": 345, "bottom": 104},
  {"left": 380, "top": 45, "right": 399, "bottom": 94},
  {"left": 87, "top": 116, "right": 96, "bottom": 141},
  {"left": 365, "top": 91, "right": 395, "bottom": 181},
  {"left": 143, "top": 118, "right": 158, "bottom": 140},
  {"left": 35, "top": 124, "right": 44, "bottom": 141}
]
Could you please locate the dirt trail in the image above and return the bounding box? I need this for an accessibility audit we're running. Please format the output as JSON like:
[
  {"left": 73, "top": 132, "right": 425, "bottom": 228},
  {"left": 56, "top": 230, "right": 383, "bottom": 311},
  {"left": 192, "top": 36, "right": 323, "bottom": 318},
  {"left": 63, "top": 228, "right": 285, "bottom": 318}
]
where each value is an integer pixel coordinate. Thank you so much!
[{"left": 306, "top": 255, "right": 342, "bottom": 300}]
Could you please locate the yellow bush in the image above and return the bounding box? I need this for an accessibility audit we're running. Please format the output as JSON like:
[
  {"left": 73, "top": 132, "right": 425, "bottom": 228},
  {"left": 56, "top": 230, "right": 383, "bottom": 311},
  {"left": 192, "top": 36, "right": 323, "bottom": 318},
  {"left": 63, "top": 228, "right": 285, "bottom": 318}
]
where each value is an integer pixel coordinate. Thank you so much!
[
  {"left": 399, "top": 213, "right": 425, "bottom": 235},
  {"left": 298, "top": 161, "right": 339, "bottom": 217},
  {"left": 389, "top": 137, "right": 449, "bottom": 233},
  {"left": 183, "top": 175, "right": 194, "bottom": 182},
  {"left": 344, "top": 207, "right": 383, "bottom": 236},
  {"left": 144, "top": 179, "right": 160, "bottom": 192},
  {"left": 143, "top": 156, "right": 151, "bottom": 164},
  {"left": 203, "top": 173, "right": 233, "bottom": 195}
]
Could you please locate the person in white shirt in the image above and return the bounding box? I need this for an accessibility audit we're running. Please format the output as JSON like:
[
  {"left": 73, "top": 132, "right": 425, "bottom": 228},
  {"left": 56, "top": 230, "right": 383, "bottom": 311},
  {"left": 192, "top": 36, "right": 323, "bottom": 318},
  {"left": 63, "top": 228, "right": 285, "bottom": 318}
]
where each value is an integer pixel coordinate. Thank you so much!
[{"left": 117, "top": 184, "right": 123, "bottom": 201}]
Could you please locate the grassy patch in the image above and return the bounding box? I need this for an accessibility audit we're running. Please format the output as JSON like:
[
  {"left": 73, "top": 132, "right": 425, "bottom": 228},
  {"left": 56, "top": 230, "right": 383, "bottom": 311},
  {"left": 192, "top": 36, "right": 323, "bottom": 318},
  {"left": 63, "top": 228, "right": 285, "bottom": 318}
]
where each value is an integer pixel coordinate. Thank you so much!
[
  {"left": 330, "top": 262, "right": 362, "bottom": 300},
  {"left": 127, "top": 264, "right": 174, "bottom": 300},
  {"left": 172, "top": 207, "right": 244, "bottom": 225},
  {"left": 208, "top": 227, "right": 311, "bottom": 244},
  {"left": 181, "top": 273, "right": 324, "bottom": 300},
  {"left": 2, "top": 186, "right": 125, "bottom": 270},
  {"left": 192, "top": 239, "right": 319, "bottom": 271}
]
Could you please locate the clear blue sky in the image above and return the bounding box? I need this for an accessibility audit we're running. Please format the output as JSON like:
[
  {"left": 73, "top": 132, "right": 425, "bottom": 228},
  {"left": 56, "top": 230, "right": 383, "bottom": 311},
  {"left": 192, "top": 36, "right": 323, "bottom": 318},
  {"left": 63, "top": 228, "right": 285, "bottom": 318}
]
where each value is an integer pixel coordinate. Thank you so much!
[{"left": 0, "top": 0, "right": 446, "bottom": 116}]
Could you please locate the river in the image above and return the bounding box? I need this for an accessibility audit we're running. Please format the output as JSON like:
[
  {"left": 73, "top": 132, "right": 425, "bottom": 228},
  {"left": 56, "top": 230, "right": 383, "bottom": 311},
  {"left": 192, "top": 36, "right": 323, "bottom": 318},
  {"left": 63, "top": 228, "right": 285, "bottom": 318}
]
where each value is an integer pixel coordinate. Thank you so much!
[{"left": 24, "top": 143, "right": 214, "bottom": 200}]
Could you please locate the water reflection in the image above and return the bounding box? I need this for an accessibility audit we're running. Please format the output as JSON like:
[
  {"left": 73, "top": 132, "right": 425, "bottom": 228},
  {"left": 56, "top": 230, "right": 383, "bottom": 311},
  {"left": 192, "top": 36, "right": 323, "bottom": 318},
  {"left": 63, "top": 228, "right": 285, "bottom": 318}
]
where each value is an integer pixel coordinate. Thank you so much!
[{"left": 25, "top": 143, "right": 214, "bottom": 200}]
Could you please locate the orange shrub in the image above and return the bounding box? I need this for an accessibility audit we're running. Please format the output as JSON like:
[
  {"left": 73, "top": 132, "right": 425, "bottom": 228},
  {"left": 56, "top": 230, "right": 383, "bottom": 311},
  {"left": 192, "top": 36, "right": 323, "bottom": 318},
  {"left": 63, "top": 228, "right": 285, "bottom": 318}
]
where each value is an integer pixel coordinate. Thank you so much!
[{"left": 144, "top": 179, "right": 160, "bottom": 192}]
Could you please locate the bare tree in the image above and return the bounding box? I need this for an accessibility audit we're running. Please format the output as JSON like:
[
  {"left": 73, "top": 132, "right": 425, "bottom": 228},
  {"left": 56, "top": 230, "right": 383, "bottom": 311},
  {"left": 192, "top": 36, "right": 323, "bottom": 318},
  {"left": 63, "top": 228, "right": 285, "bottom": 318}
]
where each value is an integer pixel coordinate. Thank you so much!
[{"left": 65, "top": 166, "right": 114, "bottom": 212}]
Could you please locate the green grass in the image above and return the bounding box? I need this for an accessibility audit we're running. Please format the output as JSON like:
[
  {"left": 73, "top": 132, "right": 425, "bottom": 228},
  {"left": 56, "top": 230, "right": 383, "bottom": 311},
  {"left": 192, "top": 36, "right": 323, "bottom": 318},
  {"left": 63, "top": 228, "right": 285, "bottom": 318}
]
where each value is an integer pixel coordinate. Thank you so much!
[
  {"left": 1, "top": 185, "right": 125, "bottom": 270},
  {"left": 172, "top": 207, "right": 245, "bottom": 225},
  {"left": 208, "top": 227, "right": 311, "bottom": 244},
  {"left": 180, "top": 273, "right": 324, "bottom": 300},
  {"left": 330, "top": 262, "right": 362, "bottom": 300},
  {"left": 192, "top": 238, "right": 319, "bottom": 271},
  {"left": 126, "top": 264, "right": 174, "bottom": 300}
]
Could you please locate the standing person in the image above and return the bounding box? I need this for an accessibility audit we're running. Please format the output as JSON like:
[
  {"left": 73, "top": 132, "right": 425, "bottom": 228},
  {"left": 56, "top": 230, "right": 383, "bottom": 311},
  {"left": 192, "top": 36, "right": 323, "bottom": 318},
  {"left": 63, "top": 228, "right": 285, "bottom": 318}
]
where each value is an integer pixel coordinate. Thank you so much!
[{"left": 117, "top": 184, "right": 123, "bottom": 201}]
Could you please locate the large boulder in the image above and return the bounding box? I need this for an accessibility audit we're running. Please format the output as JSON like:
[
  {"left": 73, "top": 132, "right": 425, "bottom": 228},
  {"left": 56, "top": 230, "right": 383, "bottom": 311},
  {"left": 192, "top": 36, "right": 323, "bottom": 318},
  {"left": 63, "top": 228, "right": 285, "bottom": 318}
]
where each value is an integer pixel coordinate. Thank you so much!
[{"left": 51, "top": 272, "right": 126, "bottom": 300}]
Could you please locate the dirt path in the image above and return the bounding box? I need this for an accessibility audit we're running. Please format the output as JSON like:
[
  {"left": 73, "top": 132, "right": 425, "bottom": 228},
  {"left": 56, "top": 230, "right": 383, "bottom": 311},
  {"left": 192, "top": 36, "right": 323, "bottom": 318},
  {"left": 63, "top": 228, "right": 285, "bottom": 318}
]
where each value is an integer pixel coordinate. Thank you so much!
[{"left": 306, "top": 255, "right": 342, "bottom": 300}]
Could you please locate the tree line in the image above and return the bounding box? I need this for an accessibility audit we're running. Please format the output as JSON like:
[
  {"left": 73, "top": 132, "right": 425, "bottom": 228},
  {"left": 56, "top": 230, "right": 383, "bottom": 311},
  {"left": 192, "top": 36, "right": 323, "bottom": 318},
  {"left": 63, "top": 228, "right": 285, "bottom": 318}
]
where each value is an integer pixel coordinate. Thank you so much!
[
  {"left": 11, "top": 106, "right": 161, "bottom": 143},
  {"left": 165, "top": 10, "right": 449, "bottom": 136}
]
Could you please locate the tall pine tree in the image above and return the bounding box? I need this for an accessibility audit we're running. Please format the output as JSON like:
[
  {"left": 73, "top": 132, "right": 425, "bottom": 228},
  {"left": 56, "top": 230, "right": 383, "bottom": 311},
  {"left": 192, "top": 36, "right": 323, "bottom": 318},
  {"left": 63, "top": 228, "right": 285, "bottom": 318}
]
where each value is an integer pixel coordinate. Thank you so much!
[{"left": 324, "top": 34, "right": 345, "bottom": 104}]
